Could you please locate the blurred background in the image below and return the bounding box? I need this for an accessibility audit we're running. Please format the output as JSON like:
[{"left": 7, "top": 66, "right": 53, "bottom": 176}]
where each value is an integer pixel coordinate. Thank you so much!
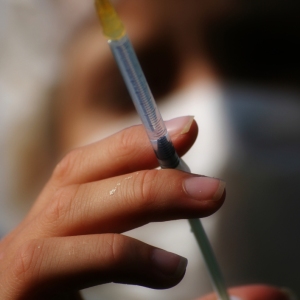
[
  {"left": 0, "top": 0, "right": 94, "bottom": 233},
  {"left": 0, "top": 0, "right": 300, "bottom": 299}
]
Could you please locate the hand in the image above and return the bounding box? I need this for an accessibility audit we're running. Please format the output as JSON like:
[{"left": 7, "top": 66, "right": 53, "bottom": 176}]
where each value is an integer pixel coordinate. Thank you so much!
[
  {"left": 0, "top": 116, "right": 225, "bottom": 299},
  {"left": 197, "top": 284, "right": 295, "bottom": 300}
]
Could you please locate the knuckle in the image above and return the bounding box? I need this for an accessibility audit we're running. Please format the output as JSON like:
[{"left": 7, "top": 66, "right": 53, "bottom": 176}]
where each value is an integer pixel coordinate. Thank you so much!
[
  {"left": 108, "top": 127, "right": 139, "bottom": 161},
  {"left": 12, "top": 239, "right": 45, "bottom": 284},
  {"left": 102, "top": 234, "right": 129, "bottom": 265},
  {"left": 132, "top": 170, "right": 161, "bottom": 208},
  {"left": 52, "top": 148, "right": 83, "bottom": 184},
  {"left": 118, "top": 128, "right": 138, "bottom": 153},
  {"left": 43, "top": 186, "right": 77, "bottom": 227}
]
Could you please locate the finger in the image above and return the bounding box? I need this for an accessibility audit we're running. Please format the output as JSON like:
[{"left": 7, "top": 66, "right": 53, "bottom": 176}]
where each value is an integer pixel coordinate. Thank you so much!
[
  {"left": 36, "top": 169, "right": 225, "bottom": 237},
  {"left": 198, "top": 285, "right": 294, "bottom": 300},
  {"left": 26, "top": 116, "right": 196, "bottom": 222},
  {"left": 52, "top": 116, "right": 197, "bottom": 187},
  {"left": 9, "top": 234, "right": 188, "bottom": 299}
]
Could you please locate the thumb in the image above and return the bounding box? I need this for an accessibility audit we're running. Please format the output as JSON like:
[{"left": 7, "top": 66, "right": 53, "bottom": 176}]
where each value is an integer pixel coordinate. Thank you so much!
[{"left": 197, "top": 285, "right": 297, "bottom": 300}]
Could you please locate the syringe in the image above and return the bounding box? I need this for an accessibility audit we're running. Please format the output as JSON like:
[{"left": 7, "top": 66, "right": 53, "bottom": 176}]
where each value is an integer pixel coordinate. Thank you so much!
[{"left": 95, "top": 1, "right": 230, "bottom": 299}]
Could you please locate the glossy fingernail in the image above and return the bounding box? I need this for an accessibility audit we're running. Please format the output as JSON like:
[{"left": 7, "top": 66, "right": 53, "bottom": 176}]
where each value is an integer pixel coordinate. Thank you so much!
[
  {"left": 183, "top": 176, "right": 226, "bottom": 201},
  {"left": 151, "top": 248, "right": 187, "bottom": 278},
  {"left": 165, "top": 116, "right": 194, "bottom": 136},
  {"left": 281, "top": 288, "right": 298, "bottom": 300}
]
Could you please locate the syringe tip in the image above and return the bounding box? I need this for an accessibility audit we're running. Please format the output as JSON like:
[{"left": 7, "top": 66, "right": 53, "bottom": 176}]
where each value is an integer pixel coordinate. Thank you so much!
[{"left": 95, "top": 0, "right": 125, "bottom": 40}]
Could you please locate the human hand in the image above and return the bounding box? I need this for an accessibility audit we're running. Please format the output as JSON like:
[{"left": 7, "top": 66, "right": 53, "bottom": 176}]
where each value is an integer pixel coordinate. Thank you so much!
[
  {"left": 197, "top": 285, "right": 296, "bottom": 300},
  {"left": 0, "top": 116, "right": 225, "bottom": 299}
]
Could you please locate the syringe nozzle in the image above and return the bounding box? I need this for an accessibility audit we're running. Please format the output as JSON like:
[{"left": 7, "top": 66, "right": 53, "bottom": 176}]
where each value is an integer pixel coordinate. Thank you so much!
[{"left": 95, "top": 0, "right": 125, "bottom": 40}]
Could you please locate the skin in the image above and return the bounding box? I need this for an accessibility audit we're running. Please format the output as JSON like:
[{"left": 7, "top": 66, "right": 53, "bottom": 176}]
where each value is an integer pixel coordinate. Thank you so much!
[
  {"left": 0, "top": 118, "right": 287, "bottom": 300},
  {"left": 197, "top": 285, "right": 290, "bottom": 300},
  {"left": 0, "top": 119, "right": 227, "bottom": 299}
]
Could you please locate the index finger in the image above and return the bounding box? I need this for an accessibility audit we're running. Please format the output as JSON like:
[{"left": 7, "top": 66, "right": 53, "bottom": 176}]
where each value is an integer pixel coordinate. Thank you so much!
[
  {"left": 52, "top": 116, "right": 197, "bottom": 187},
  {"left": 24, "top": 116, "right": 196, "bottom": 224}
]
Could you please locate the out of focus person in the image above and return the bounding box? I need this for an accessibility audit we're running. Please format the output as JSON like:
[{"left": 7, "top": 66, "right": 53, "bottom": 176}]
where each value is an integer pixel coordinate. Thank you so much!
[{"left": 0, "top": 0, "right": 300, "bottom": 299}]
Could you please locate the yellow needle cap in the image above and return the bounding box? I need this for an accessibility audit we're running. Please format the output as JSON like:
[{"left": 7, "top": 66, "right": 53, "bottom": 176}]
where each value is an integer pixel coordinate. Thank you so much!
[{"left": 95, "top": 0, "right": 126, "bottom": 40}]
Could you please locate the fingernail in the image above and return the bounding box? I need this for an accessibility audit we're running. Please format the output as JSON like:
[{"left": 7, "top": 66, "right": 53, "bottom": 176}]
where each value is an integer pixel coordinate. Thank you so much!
[
  {"left": 151, "top": 248, "right": 187, "bottom": 278},
  {"left": 165, "top": 116, "right": 194, "bottom": 136},
  {"left": 183, "top": 176, "right": 226, "bottom": 201},
  {"left": 281, "top": 288, "right": 298, "bottom": 300}
]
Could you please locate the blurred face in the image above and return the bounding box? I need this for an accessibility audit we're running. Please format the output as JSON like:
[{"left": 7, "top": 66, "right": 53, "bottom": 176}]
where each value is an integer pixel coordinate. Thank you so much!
[
  {"left": 54, "top": 0, "right": 299, "bottom": 155},
  {"left": 55, "top": 0, "right": 231, "bottom": 154}
]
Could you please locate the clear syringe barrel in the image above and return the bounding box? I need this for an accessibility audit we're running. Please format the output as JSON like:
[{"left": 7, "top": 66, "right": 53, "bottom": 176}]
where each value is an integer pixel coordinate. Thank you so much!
[{"left": 109, "top": 35, "right": 180, "bottom": 169}]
